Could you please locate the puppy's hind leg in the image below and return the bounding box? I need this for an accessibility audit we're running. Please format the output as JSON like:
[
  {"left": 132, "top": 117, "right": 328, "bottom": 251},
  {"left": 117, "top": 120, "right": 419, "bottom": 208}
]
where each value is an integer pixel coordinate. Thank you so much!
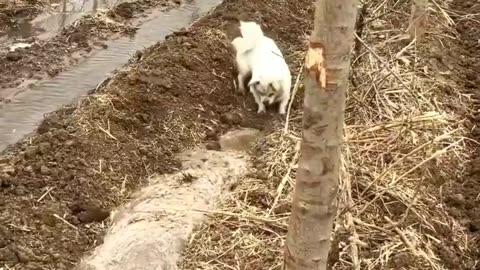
[
  {"left": 237, "top": 72, "right": 247, "bottom": 94},
  {"left": 278, "top": 77, "right": 291, "bottom": 115},
  {"left": 236, "top": 64, "right": 251, "bottom": 95}
]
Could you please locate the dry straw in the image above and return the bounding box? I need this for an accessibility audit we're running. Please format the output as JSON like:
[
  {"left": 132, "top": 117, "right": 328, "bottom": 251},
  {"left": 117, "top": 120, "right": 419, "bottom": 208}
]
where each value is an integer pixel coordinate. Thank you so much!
[{"left": 180, "top": 0, "right": 475, "bottom": 269}]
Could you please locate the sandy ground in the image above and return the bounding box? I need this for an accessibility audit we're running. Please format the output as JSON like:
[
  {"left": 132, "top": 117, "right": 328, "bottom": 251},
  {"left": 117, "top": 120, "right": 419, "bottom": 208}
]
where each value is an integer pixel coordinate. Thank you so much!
[{"left": 0, "top": 0, "right": 479, "bottom": 269}]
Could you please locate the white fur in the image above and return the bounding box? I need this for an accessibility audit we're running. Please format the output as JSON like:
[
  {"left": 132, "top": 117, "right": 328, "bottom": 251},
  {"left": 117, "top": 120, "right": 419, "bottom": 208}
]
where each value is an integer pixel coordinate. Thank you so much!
[{"left": 231, "top": 21, "right": 291, "bottom": 114}]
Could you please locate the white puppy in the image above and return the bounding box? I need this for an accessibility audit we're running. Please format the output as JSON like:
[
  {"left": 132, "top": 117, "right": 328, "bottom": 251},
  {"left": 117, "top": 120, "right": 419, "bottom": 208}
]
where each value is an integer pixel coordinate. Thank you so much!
[{"left": 231, "top": 21, "right": 291, "bottom": 114}]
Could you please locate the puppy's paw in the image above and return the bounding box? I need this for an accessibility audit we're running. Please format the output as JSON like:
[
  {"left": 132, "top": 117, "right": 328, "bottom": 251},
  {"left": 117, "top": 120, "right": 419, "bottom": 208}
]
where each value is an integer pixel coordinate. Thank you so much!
[
  {"left": 237, "top": 89, "right": 247, "bottom": 95},
  {"left": 257, "top": 106, "right": 266, "bottom": 114}
]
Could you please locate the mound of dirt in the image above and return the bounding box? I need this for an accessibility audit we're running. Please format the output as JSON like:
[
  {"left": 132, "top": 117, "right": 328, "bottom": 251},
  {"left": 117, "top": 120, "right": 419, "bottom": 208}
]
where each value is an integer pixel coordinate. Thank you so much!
[{"left": 0, "top": 0, "right": 289, "bottom": 268}]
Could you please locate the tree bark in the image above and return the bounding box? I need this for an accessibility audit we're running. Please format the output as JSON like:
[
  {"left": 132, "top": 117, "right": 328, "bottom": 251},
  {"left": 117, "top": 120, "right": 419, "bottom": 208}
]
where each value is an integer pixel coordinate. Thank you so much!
[
  {"left": 284, "top": 0, "right": 357, "bottom": 270},
  {"left": 406, "top": 0, "right": 428, "bottom": 42}
]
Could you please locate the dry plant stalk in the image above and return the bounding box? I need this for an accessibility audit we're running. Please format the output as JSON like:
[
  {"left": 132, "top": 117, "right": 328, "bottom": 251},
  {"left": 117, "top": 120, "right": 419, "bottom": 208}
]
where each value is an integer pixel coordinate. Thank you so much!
[
  {"left": 407, "top": 0, "right": 429, "bottom": 41},
  {"left": 284, "top": 0, "right": 358, "bottom": 269}
]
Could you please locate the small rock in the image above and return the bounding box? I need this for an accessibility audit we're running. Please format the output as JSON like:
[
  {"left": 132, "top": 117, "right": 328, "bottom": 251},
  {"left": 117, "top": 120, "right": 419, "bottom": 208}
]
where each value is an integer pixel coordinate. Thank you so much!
[
  {"left": 205, "top": 141, "right": 221, "bottom": 151},
  {"left": 54, "top": 129, "right": 69, "bottom": 141},
  {"left": 24, "top": 166, "right": 34, "bottom": 173},
  {"left": 24, "top": 146, "right": 39, "bottom": 159},
  {"left": 38, "top": 142, "right": 51, "bottom": 154},
  {"left": 0, "top": 225, "right": 13, "bottom": 240},
  {"left": 447, "top": 193, "right": 465, "bottom": 206},
  {"left": 64, "top": 140, "right": 77, "bottom": 147},
  {"left": 0, "top": 176, "right": 13, "bottom": 188},
  {"left": 220, "top": 112, "right": 241, "bottom": 125},
  {"left": 0, "top": 246, "right": 18, "bottom": 263},
  {"left": 112, "top": 3, "right": 134, "bottom": 18},
  {"left": 469, "top": 219, "right": 480, "bottom": 232},
  {"left": 40, "top": 165, "right": 51, "bottom": 175},
  {"left": 205, "top": 130, "right": 218, "bottom": 140},
  {"left": 156, "top": 78, "right": 172, "bottom": 89}
]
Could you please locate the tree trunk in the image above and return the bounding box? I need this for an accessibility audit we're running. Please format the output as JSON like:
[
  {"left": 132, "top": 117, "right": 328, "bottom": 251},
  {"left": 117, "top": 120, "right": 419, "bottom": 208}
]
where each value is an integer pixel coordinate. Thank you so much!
[
  {"left": 406, "top": 0, "right": 428, "bottom": 42},
  {"left": 284, "top": 0, "right": 357, "bottom": 269}
]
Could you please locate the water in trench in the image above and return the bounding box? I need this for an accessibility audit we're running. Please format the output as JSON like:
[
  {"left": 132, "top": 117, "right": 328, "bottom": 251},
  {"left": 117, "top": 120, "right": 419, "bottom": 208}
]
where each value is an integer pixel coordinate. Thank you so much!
[
  {"left": 2, "top": 0, "right": 124, "bottom": 43},
  {"left": 0, "top": 0, "right": 222, "bottom": 152}
]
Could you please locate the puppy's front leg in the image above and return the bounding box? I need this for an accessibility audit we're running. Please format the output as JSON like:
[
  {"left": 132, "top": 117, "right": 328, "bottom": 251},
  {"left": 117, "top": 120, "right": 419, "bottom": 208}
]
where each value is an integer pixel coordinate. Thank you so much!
[{"left": 250, "top": 88, "right": 266, "bottom": 113}]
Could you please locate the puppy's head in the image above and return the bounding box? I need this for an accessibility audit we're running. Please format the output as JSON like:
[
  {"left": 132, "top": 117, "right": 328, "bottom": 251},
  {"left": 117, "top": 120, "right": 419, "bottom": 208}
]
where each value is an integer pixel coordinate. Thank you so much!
[{"left": 249, "top": 80, "right": 277, "bottom": 104}]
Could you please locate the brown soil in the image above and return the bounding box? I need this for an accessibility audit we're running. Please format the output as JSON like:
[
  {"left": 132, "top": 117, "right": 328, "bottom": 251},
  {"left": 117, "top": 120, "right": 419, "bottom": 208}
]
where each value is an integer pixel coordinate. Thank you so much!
[
  {"left": 443, "top": 0, "right": 480, "bottom": 264},
  {"left": 0, "top": 0, "right": 290, "bottom": 268},
  {"left": 0, "top": 0, "right": 178, "bottom": 92}
]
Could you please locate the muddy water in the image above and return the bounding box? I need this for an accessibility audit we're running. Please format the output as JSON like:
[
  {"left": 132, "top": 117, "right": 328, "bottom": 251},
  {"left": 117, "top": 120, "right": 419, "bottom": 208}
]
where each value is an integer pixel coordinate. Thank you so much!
[
  {"left": 3, "top": 0, "right": 122, "bottom": 42},
  {"left": 0, "top": 0, "right": 222, "bottom": 151}
]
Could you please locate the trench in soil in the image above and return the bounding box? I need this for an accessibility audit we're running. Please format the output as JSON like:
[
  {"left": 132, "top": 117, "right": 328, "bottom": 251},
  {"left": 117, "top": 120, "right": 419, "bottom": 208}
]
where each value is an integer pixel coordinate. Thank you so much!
[
  {"left": 0, "top": 0, "right": 221, "bottom": 151},
  {"left": 2, "top": 0, "right": 125, "bottom": 43}
]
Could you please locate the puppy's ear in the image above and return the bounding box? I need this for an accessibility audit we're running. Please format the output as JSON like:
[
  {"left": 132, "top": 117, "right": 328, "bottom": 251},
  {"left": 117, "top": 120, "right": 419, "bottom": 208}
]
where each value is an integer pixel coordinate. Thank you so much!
[{"left": 248, "top": 80, "right": 260, "bottom": 88}]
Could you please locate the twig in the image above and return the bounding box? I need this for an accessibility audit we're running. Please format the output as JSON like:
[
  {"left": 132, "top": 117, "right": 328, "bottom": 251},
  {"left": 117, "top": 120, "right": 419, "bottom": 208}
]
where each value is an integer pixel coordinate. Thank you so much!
[
  {"left": 53, "top": 214, "right": 78, "bottom": 231},
  {"left": 97, "top": 120, "right": 117, "bottom": 140},
  {"left": 37, "top": 187, "right": 54, "bottom": 202},
  {"left": 430, "top": 0, "right": 455, "bottom": 26},
  {"left": 395, "top": 37, "right": 416, "bottom": 59}
]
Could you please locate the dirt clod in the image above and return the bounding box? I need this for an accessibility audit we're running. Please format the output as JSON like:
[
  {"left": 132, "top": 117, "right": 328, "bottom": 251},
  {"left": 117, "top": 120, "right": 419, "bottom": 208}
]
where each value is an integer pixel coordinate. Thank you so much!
[
  {"left": 6, "top": 52, "right": 22, "bottom": 61},
  {"left": 205, "top": 142, "right": 221, "bottom": 151},
  {"left": 40, "top": 165, "right": 51, "bottom": 175},
  {"left": 69, "top": 203, "right": 110, "bottom": 224}
]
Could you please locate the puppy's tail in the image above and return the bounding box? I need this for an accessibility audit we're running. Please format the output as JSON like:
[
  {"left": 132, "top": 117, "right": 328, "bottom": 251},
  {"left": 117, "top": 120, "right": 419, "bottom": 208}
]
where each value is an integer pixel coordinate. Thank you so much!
[
  {"left": 232, "top": 21, "right": 264, "bottom": 53},
  {"left": 239, "top": 21, "right": 264, "bottom": 46}
]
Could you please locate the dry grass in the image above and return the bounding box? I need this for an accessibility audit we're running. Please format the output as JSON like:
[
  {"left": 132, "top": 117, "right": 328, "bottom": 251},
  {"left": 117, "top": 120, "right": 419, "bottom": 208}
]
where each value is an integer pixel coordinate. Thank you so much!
[{"left": 179, "top": 0, "right": 476, "bottom": 269}]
